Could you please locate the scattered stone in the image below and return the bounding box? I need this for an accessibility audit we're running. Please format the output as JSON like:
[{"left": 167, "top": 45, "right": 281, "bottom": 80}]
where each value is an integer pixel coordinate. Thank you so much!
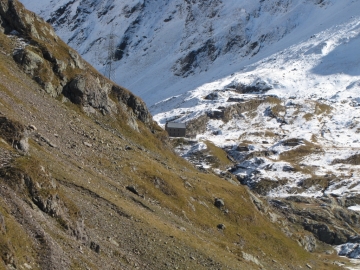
[
  {"left": 125, "top": 145, "right": 132, "bottom": 150},
  {"left": 83, "top": 141, "right": 92, "bottom": 147},
  {"left": 227, "top": 97, "right": 245, "bottom": 102},
  {"left": 236, "top": 145, "right": 250, "bottom": 152},
  {"left": 23, "top": 263, "right": 32, "bottom": 269},
  {"left": 217, "top": 224, "right": 226, "bottom": 230},
  {"left": 306, "top": 263, "right": 312, "bottom": 269},
  {"left": 184, "top": 181, "right": 193, "bottom": 189},
  {"left": 37, "top": 134, "right": 57, "bottom": 148},
  {"left": 282, "top": 165, "right": 295, "bottom": 172},
  {"left": 214, "top": 198, "right": 225, "bottom": 208},
  {"left": 108, "top": 237, "right": 119, "bottom": 247},
  {"left": 28, "top": 125, "right": 37, "bottom": 131},
  {"left": 283, "top": 138, "right": 304, "bottom": 147},
  {"left": 48, "top": 141, "right": 57, "bottom": 148},
  {"left": 90, "top": 241, "right": 100, "bottom": 253},
  {"left": 204, "top": 92, "right": 219, "bottom": 100}
]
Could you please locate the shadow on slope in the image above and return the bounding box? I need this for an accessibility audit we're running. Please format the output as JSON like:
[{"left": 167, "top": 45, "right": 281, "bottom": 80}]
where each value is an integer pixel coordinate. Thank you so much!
[{"left": 311, "top": 33, "right": 360, "bottom": 76}]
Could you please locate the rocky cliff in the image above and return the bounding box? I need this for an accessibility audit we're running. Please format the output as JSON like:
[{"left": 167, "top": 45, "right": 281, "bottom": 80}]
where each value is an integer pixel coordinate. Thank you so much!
[{"left": 0, "top": 0, "right": 153, "bottom": 130}]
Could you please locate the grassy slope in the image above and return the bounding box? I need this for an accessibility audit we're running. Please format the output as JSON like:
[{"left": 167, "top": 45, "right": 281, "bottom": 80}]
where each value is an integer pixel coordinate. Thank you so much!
[{"left": 0, "top": 20, "right": 344, "bottom": 270}]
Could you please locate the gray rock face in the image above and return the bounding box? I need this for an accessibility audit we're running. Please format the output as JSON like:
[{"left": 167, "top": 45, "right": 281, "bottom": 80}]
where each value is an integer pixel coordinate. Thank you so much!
[
  {"left": 111, "top": 85, "right": 152, "bottom": 126},
  {"left": 0, "top": 0, "right": 37, "bottom": 36},
  {"left": 186, "top": 115, "right": 209, "bottom": 137},
  {"left": 23, "top": 174, "right": 65, "bottom": 218},
  {"left": 13, "top": 49, "right": 44, "bottom": 76},
  {"left": 63, "top": 75, "right": 154, "bottom": 128},
  {"left": 63, "top": 75, "right": 113, "bottom": 114},
  {"left": 204, "top": 92, "right": 219, "bottom": 100},
  {"left": 13, "top": 48, "right": 62, "bottom": 97},
  {"left": 271, "top": 197, "right": 359, "bottom": 245},
  {"left": 303, "top": 223, "right": 341, "bottom": 245}
]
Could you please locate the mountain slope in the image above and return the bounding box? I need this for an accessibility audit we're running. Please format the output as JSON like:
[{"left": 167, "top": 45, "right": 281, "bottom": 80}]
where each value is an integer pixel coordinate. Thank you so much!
[
  {"left": 0, "top": 1, "right": 347, "bottom": 269},
  {"left": 18, "top": 0, "right": 360, "bottom": 264}
]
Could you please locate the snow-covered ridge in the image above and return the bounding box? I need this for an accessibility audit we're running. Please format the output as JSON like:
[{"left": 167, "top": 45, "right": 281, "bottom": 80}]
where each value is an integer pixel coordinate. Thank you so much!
[
  {"left": 21, "top": 0, "right": 360, "bottom": 107},
  {"left": 150, "top": 10, "right": 360, "bottom": 200}
]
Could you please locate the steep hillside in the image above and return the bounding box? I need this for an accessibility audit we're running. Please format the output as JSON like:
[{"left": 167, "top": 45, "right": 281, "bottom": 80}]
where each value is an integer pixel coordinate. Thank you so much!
[{"left": 0, "top": 1, "right": 348, "bottom": 269}]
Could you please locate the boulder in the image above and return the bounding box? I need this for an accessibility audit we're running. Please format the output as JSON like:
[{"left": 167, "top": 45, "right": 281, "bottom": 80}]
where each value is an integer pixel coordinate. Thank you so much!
[
  {"left": 204, "top": 92, "right": 219, "bottom": 100},
  {"left": 236, "top": 145, "right": 250, "bottom": 152},
  {"left": 90, "top": 242, "right": 100, "bottom": 253},
  {"left": 18, "top": 137, "right": 29, "bottom": 152},
  {"left": 282, "top": 165, "right": 295, "bottom": 172},
  {"left": 214, "top": 198, "right": 224, "bottom": 208}
]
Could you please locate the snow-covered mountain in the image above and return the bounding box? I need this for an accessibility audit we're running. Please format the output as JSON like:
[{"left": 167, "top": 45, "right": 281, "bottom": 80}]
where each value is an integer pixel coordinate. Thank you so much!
[{"left": 21, "top": 0, "right": 360, "bottom": 106}]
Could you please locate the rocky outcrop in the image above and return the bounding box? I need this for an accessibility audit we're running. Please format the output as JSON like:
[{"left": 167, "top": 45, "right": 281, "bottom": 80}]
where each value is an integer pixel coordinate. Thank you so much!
[
  {"left": 63, "top": 74, "right": 115, "bottom": 114},
  {"left": 303, "top": 223, "right": 349, "bottom": 245},
  {"left": 173, "top": 39, "right": 219, "bottom": 77},
  {"left": 225, "top": 81, "right": 272, "bottom": 94},
  {"left": 0, "top": 0, "right": 56, "bottom": 39},
  {"left": 0, "top": 159, "right": 88, "bottom": 243},
  {"left": 0, "top": 0, "right": 155, "bottom": 130},
  {"left": 270, "top": 196, "right": 360, "bottom": 245},
  {"left": 111, "top": 85, "right": 152, "bottom": 125}
]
